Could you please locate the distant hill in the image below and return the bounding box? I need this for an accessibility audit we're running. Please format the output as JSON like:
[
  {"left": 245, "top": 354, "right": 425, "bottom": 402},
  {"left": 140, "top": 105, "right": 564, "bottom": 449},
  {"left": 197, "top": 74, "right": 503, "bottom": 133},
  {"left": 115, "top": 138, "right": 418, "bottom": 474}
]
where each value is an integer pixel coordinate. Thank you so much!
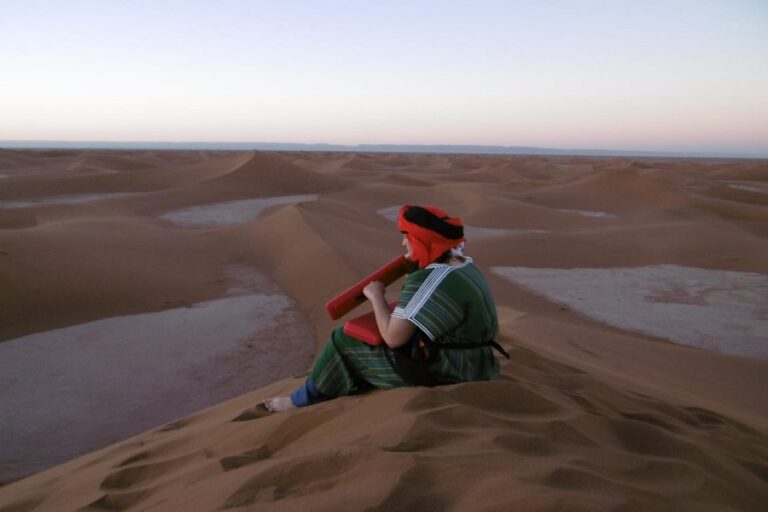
[{"left": 1, "top": 140, "right": 765, "bottom": 159}]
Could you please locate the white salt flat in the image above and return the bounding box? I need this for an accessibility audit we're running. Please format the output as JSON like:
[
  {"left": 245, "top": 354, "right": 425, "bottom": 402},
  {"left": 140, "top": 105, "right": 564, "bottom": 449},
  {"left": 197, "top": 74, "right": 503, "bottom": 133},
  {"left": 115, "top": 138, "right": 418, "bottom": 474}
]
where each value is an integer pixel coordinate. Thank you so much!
[{"left": 493, "top": 265, "right": 768, "bottom": 359}]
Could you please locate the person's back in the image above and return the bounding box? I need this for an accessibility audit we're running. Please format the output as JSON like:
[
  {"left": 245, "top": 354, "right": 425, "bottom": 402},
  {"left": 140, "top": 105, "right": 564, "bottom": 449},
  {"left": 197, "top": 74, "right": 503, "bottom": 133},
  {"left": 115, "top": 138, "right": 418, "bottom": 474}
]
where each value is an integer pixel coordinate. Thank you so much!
[{"left": 394, "top": 257, "right": 500, "bottom": 384}]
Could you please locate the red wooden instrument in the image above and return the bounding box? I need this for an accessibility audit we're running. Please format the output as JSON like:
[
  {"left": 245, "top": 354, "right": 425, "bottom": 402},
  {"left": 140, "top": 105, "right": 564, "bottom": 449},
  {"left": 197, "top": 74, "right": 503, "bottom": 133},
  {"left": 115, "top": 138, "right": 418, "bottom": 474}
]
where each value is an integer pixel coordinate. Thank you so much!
[
  {"left": 343, "top": 301, "right": 399, "bottom": 345},
  {"left": 325, "top": 255, "right": 411, "bottom": 320}
]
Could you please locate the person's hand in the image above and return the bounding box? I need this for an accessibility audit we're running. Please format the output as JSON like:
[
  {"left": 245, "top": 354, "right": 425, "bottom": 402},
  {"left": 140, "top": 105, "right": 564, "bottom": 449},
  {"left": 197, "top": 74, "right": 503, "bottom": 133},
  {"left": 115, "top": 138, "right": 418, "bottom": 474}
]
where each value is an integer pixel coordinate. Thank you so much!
[{"left": 363, "top": 281, "right": 386, "bottom": 302}]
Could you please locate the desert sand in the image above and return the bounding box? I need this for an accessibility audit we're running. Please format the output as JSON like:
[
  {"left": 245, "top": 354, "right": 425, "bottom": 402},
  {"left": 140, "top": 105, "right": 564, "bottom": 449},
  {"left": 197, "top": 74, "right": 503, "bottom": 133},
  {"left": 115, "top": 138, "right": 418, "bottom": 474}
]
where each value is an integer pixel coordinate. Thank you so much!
[{"left": 0, "top": 149, "right": 767, "bottom": 511}]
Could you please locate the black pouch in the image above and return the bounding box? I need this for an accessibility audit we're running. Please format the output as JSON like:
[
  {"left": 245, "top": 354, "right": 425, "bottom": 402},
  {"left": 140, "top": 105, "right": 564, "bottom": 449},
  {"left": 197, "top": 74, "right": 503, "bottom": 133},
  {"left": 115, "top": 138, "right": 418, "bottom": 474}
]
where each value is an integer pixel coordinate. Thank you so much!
[{"left": 391, "top": 330, "right": 438, "bottom": 387}]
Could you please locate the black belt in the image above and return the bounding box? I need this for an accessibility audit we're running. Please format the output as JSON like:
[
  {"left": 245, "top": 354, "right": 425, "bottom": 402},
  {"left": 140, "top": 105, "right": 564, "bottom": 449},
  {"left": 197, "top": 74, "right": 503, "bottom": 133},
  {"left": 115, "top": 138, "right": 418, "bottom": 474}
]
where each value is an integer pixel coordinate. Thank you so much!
[{"left": 439, "top": 339, "right": 510, "bottom": 359}]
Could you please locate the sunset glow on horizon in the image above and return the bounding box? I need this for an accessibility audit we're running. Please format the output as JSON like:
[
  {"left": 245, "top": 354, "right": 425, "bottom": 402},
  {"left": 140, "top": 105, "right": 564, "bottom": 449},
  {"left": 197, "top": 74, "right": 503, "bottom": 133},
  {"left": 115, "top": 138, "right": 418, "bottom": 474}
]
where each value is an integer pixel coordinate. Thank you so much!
[{"left": 2, "top": 0, "right": 767, "bottom": 156}]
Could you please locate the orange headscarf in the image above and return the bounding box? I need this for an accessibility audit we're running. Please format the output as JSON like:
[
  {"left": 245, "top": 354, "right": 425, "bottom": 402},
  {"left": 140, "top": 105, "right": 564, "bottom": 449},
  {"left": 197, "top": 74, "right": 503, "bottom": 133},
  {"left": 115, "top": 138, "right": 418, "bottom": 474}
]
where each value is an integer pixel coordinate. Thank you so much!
[{"left": 397, "top": 205, "right": 465, "bottom": 269}]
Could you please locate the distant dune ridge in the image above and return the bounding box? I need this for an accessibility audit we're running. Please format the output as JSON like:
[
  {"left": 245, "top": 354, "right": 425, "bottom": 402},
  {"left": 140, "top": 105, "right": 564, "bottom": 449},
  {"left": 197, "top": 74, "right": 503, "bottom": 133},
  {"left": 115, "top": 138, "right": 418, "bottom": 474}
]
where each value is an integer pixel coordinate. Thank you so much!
[
  {"left": 3, "top": 140, "right": 768, "bottom": 159},
  {"left": 0, "top": 150, "right": 767, "bottom": 511}
]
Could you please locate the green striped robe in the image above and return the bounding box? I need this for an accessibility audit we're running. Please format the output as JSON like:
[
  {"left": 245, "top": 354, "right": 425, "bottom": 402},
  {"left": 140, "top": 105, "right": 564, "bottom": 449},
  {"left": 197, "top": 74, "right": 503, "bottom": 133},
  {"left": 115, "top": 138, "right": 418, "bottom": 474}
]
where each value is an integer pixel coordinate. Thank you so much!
[
  {"left": 311, "top": 257, "right": 500, "bottom": 397},
  {"left": 392, "top": 257, "right": 500, "bottom": 383}
]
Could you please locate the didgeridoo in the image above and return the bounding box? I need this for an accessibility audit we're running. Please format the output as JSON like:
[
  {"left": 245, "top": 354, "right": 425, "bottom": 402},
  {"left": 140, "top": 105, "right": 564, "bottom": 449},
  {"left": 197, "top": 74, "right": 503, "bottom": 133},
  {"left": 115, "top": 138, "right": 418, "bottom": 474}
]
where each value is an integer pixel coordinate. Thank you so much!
[{"left": 325, "top": 255, "right": 412, "bottom": 320}]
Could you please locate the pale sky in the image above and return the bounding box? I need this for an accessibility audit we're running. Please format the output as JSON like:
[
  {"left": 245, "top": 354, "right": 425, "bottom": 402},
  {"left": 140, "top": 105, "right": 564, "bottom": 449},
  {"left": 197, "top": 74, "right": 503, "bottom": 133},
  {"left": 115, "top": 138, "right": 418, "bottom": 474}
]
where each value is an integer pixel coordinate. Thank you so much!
[{"left": 2, "top": 0, "right": 767, "bottom": 155}]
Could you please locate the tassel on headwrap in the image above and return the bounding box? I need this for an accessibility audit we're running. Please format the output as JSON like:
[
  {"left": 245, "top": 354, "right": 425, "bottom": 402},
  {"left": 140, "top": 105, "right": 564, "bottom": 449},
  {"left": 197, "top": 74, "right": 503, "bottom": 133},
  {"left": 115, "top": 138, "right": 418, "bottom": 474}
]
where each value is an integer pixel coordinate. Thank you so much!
[{"left": 397, "top": 205, "right": 465, "bottom": 269}]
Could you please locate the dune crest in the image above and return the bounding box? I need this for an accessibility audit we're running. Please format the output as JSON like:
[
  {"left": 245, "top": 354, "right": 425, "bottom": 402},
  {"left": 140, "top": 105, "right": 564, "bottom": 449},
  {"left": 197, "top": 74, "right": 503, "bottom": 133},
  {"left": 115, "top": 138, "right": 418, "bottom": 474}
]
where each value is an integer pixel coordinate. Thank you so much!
[{"left": 201, "top": 151, "right": 343, "bottom": 197}]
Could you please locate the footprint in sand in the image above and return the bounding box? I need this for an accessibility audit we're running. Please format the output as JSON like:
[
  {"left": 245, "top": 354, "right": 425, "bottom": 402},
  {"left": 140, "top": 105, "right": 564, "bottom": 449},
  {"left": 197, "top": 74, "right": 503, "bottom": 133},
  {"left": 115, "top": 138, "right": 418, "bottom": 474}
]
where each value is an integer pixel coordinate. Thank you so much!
[
  {"left": 221, "top": 450, "right": 383, "bottom": 508},
  {"left": 100, "top": 450, "right": 211, "bottom": 492},
  {"left": 220, "top": 446, "right": 272, "bottom": 471},
  {"left": 85, "top": 489, "right": 155, "bottom": 511},
  {"left": 231, "top": 404, "right": 273, "bottom": 422}
]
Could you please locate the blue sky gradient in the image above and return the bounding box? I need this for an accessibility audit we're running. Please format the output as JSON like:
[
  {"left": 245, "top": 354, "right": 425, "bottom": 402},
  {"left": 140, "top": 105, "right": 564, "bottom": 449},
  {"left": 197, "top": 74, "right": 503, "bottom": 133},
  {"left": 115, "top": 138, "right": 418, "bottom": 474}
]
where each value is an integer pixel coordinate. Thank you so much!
[{"left": 2, "top": 0, "right": 767, "bottom": 155}]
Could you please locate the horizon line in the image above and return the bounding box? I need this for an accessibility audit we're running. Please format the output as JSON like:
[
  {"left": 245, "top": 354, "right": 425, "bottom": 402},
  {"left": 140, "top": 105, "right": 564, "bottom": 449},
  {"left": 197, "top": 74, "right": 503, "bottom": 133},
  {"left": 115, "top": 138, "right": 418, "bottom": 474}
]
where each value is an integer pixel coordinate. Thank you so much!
[{"left": 1, "top": 140, "right": 766, "bottom": 160}]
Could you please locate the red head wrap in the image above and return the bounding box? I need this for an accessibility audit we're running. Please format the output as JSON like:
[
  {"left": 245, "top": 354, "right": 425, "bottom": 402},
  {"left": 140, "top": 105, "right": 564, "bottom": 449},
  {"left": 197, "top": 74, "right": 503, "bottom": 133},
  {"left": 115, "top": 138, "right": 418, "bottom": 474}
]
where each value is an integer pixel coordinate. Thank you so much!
[{"left": 397, "top": 205, "right": 465, "bottom": 269}]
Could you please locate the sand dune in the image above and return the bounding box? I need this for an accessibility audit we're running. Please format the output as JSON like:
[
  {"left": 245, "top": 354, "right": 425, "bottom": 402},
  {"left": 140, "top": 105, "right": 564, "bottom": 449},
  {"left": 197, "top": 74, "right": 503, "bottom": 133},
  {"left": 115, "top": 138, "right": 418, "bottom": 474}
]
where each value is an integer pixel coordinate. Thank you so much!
[
  {"left": 67, "top": 153, "right": 159, "bottom": 172},
  {"left": 0, "top": 150, "right": 767, "bottom": 511},
  {"left": 341, "top": 154, "right": 391, "bottom": 172},
  {"left": 0, "top": 152, "right": 246, "bottom": 201},
  {"left": 0, "top": 150, "right": 87, "bottom": 173},
  {"left": 519, "top": 168, "right": 688, "bottom": 216},
  {"left": 203, "top": 151, "right": 343, "bottom": 197},
  {"left": 711, "top": 162, "right": 768, "bottom": 181},
  {"left": 106, "top": 152, "right": 348, "bottom": 218},
  {"left": 700, "top": 183, "right": 768, "bottom": 206},
  {"left": 0, "top": 216, "right": 237, "bottom": 341}
]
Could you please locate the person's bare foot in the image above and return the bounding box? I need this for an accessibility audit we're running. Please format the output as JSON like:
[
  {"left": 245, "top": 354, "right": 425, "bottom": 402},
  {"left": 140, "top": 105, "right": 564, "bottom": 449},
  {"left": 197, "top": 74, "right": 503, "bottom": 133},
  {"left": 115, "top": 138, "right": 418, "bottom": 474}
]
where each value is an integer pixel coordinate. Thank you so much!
[{"left": 262, "top": 396, "right": 296, "bottom": 412}]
